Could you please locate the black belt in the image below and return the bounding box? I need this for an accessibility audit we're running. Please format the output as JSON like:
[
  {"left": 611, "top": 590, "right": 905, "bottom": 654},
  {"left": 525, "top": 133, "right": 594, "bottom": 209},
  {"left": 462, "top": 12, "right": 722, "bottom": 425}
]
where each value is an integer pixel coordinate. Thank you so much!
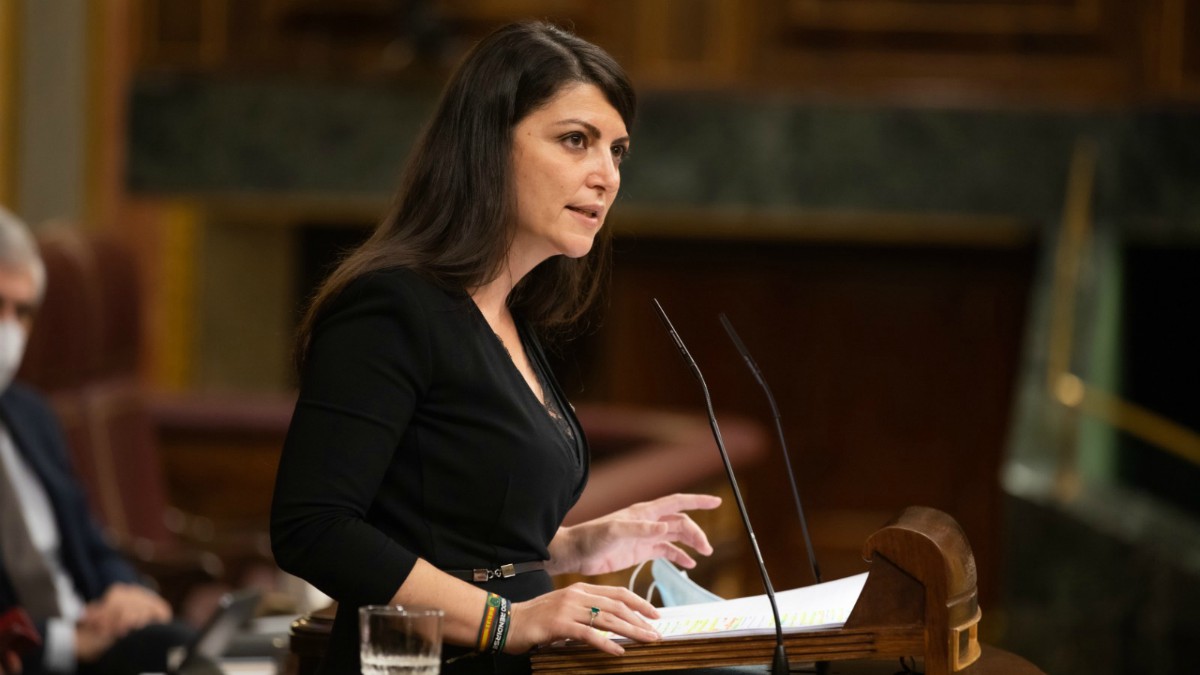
[{"left": 444, "top": 561, "right": 547, "bottom": 583}]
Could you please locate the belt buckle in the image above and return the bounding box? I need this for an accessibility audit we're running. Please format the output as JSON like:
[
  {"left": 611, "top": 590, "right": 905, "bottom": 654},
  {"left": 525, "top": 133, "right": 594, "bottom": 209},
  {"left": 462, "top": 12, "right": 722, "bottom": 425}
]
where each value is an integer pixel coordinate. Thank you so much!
[{"left": 471, "top": 564, "right": 517, "bottom": 582}]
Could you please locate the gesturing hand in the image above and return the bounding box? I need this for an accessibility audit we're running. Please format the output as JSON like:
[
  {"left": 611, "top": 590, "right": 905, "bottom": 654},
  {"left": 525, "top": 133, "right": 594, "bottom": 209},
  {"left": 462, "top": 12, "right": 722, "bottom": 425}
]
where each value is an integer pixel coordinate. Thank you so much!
[
  {"left": 1, "top": 650, "right": 20, "bottom": 675},
  {"left": 79, "top": 583, "right": 171, "bottom": 640},
  {"left": 504, "top": 582, "right": 661, "bottom": 656},
  {"left": 74, "top": 622, "right": 118, "bottom": 664},
  {"left": 550, "top": 493, "right": 722, "bottom": 576}
]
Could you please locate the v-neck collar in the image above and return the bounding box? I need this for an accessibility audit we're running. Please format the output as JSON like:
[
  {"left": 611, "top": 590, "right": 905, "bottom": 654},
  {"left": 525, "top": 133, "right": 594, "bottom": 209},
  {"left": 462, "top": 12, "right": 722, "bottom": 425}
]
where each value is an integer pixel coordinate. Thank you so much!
[{"left": 464, "top": 298, "right": 582, "bottom": 458}]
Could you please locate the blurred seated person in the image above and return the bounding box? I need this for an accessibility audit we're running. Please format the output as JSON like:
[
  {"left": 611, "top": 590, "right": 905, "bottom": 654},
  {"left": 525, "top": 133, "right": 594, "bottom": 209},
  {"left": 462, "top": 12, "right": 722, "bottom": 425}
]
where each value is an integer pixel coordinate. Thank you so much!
[{"left": 0, "top": 207, "right": 194, "bottom": 675}]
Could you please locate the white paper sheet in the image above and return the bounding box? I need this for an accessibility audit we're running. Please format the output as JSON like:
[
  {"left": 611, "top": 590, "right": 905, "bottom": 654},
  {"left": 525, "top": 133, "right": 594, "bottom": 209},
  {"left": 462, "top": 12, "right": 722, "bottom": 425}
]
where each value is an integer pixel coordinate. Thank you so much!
[{"left": 614, "top": 573, "right": 868, "bottom": 642}]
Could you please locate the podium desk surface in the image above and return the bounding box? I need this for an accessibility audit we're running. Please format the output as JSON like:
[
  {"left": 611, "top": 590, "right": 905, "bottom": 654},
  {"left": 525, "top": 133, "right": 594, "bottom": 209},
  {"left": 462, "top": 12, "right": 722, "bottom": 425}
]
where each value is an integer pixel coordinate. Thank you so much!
[{"left": 611, "top": 645, "right": 1043, "bottom": 675}]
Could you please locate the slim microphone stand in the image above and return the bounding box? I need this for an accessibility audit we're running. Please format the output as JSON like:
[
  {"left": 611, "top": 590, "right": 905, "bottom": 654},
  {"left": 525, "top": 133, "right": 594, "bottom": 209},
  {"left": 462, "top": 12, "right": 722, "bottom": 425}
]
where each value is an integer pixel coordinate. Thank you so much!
[
  {"left": 652, "top": 299, "right": 790, "bottom": 675},
  {"left": 719, "top": 314, "right": 821, "bottom": 586},
  {"left": 720, "top": 313, "right": 829, "bottom": 675}
]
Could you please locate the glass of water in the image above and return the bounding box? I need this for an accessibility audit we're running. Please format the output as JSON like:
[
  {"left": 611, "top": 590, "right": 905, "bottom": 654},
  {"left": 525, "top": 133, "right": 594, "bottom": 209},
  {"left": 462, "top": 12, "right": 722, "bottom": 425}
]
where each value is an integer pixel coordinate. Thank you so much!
[{"left": 359, "top": 605, "right": 443, "bottom": 675}]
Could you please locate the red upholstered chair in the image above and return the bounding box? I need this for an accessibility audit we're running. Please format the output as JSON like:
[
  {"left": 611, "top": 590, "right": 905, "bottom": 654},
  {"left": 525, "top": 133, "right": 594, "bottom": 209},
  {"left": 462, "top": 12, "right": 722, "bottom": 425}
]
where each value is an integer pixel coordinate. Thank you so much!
[{"left": 20, "top": 228, "right": 140, "bottom": 390}]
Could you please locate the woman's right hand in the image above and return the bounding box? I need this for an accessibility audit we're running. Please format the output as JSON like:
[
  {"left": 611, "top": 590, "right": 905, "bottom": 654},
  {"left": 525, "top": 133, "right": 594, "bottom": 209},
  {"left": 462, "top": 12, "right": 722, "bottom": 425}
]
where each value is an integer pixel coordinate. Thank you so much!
[{"left": 504, "top": 582, "right": 662, "bottom": 656}]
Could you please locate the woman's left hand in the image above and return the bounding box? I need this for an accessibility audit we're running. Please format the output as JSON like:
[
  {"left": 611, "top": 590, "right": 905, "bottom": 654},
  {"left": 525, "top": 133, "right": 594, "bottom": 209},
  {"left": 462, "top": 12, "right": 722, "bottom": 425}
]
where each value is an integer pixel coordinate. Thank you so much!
[{"left": 547, "top": 493, "right": 722, "bottom": 576}]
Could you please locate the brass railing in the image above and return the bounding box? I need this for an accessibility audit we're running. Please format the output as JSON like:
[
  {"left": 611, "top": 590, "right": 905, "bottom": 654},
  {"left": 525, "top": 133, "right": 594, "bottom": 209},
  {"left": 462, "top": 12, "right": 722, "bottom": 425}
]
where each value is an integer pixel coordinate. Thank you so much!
[{"left": 1047, "top": 139, "right": 1200, "bottom": 499}]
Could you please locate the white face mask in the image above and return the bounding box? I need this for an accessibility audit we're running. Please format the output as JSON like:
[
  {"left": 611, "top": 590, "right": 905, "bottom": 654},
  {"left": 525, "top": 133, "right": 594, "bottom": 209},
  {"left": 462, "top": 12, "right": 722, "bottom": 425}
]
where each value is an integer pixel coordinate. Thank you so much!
[{"left": 0, "top": 318, "right": 27, "bottom": 393}]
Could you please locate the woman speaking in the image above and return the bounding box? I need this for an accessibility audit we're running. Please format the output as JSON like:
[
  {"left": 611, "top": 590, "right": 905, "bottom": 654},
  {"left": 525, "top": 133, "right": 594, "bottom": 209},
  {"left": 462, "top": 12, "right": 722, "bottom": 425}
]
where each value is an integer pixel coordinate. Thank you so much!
[{"left": 271, "top": 20, "right": 721, "bottom": 674}]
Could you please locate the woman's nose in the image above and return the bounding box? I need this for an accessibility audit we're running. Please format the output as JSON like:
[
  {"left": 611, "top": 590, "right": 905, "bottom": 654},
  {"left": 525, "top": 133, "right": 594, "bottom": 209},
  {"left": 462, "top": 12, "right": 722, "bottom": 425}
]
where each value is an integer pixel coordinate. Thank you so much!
[{"left": 588, "top": 152, "right": 620, "bottom": 193}]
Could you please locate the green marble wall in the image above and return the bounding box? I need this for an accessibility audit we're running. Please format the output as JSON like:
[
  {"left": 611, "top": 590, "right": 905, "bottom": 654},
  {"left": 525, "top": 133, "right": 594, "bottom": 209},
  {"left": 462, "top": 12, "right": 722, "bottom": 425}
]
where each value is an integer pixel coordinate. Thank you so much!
[{"left": 127, "top": 79, "right": 1200, "bottom": 234}]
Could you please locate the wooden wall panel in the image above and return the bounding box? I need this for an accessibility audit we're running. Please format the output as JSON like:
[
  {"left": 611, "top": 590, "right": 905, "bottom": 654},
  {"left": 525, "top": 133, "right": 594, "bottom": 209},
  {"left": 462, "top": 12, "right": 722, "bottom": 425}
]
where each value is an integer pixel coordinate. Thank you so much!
[
  {"left": 1158, "top": 0, "right": 1200, "bottom": 100},
  {"left": 786, "top": 0, "right": 1103, "bottom": 35},
  {"left": 756, "top": 0, "right": 1148, "bottom": 103},
  {"left": 595, "top": 0, "right": 750, "bottom": 89},
  {"left": 126, "top": 0, "right": 1199, "bottom": 105},
  {"left": 136, "top": 0, "right": 227, "bottom": 70},
  {"left": 554, "top": 234, "right": 1036, "bottom": 605}
]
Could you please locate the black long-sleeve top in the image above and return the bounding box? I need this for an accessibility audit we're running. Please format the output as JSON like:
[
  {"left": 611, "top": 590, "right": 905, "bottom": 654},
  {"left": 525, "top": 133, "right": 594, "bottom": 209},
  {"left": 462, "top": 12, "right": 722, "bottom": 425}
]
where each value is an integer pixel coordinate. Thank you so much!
[{"left": 271, "top": 267, "right": 588, "bottom": 674}]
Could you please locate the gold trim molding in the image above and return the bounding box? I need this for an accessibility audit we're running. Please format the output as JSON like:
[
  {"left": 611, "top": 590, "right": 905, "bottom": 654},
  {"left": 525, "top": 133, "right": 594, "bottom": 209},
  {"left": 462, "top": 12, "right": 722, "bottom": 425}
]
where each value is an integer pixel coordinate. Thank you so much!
[{"left": 0, "top": 0, "right": 20, "bottom": 208}]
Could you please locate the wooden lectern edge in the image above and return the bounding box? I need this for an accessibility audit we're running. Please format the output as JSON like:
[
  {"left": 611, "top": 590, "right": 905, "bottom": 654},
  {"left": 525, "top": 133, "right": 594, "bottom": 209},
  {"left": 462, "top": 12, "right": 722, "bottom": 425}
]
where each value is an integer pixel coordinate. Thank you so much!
[
  {"left": 531, "top": 506, "right": 982, "bottom": 674},
  {"left": 856, "top": 506, "right": 982, "bottom": 673}
]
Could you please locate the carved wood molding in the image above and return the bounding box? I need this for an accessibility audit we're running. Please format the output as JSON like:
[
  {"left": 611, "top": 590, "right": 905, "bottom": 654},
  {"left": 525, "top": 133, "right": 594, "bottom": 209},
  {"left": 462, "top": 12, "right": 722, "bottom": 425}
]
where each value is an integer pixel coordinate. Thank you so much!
[
  {"left": 127, "top": 0, "right": 1198, "bottom": 104},
  {"left": 1157, "top": 0, "right": 1200, "bottom": 100},
  {"left": 613, "top": 0, "right": 749, "bottom": 88},
  {"left": 787, "top": 0, "right": 1103, "bottom": 36}
]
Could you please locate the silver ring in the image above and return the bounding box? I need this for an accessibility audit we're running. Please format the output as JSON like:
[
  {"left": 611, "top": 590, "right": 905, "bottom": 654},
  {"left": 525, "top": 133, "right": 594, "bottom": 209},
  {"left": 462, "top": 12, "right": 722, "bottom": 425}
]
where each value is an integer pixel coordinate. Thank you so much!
[{"left": 589, "top": 606, "right": 600, "bottom": 628}]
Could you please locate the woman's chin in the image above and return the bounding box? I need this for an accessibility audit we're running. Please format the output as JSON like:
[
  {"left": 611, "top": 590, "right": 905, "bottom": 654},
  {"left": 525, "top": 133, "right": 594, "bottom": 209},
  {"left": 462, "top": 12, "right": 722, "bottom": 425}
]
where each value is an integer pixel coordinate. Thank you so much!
[{"left": 561, "top": 234, "right": 599, "bottom": 259}]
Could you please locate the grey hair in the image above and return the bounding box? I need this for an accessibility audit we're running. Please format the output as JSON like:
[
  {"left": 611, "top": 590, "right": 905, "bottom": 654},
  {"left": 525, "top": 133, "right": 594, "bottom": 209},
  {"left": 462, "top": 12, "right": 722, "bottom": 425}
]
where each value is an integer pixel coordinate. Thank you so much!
[{"left": 0, "top": 206, "right": 46, "bottom": 301}]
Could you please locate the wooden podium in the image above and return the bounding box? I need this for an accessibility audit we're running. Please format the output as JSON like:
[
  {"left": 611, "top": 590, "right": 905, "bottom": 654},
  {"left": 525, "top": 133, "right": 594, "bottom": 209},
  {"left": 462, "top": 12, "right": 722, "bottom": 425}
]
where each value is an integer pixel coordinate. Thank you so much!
[{"left": 531, "top": 506, "right": 982, "bottom": 674}]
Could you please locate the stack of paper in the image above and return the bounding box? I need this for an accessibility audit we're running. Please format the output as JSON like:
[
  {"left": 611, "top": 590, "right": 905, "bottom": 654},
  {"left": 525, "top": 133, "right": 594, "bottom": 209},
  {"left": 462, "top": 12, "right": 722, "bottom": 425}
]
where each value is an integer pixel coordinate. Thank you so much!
[{"left": 616, "top": 573, "right": 869, "bottom": 641}]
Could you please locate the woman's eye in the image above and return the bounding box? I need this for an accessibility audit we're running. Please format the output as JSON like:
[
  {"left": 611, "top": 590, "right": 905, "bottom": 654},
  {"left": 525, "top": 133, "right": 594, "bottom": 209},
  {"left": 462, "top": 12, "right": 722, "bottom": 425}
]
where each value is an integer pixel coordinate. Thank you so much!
[
  {"left": 611, "top": 145, "right": 629, "bottom": 165},
  {"left": 563, "top": 132, "right": 587, "bottom": 149}
]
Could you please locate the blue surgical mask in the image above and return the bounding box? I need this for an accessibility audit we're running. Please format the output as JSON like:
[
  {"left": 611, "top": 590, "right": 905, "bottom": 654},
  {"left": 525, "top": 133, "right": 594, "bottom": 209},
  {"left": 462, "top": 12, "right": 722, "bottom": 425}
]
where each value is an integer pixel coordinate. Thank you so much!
[
  {"left": 649, "top": 558, "right": 724, "bottom": 607},
  {"left": 0, "top": 318, "right": 27, "bottom": 393}
]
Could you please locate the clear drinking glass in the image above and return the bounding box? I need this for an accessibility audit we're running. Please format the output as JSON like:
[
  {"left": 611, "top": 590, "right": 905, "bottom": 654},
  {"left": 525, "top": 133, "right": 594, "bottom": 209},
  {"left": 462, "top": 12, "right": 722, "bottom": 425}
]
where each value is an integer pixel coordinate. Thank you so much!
[{"left": 359, "top": 605, "right": 443, "bottom": 675}]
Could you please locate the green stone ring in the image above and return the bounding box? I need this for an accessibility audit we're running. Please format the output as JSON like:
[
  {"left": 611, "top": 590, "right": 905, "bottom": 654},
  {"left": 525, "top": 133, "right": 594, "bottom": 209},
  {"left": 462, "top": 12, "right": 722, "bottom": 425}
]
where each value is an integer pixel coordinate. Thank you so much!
[{"left": 589, "top": 606, "right": 600, "bottom": 627}]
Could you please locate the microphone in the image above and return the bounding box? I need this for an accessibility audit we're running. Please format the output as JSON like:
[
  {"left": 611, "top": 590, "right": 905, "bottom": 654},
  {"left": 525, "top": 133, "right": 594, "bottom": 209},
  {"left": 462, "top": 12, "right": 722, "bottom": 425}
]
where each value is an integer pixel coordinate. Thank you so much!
[
  {"left": 652, "top": 299, "right": 791, "bottom": 675},
  {"left": 718, "top": 313, "right": 822, "bottom": 586}
]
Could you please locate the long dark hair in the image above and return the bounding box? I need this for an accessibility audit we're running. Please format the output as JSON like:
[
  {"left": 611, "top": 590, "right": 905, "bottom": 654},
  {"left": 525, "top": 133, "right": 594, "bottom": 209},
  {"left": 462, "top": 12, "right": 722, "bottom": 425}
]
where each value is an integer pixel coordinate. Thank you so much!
[{"left": 296, "top": 21, "right": 636, "bottom": 365}]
